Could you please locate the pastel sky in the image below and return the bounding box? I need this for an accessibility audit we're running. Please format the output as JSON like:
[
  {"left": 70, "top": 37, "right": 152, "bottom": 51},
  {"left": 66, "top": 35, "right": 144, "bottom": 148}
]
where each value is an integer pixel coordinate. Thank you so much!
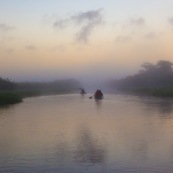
[{"left": 1, "top": 0, "right": 173, "bottom": 82}]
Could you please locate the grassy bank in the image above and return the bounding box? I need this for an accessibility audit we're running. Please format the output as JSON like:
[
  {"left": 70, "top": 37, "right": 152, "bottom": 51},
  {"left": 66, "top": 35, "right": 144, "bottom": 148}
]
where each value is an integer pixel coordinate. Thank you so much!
[
  {"left": 15, "top": 89, "right": 78, "bottom": 98},
  {"left": 0, "top": 89, "right": 78, "bottom": 106},
  {"left": 0, "top": 78, "right": 81, "bottom": 106},
  {"left": 0, "top": 92, "right": 22, "bottom": 105},
  {"left": 130, "top": 88, "right": 173, "bottom": 97}
]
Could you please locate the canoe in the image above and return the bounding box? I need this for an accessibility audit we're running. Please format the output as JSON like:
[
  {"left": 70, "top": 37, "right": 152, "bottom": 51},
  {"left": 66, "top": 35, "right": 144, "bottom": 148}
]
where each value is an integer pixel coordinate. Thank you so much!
[
  {"left": 80, "top": 91, "right": 86, "bottom": 95},
  {"left": 94, "top": 95, "right": 103, "bottom": 99}
]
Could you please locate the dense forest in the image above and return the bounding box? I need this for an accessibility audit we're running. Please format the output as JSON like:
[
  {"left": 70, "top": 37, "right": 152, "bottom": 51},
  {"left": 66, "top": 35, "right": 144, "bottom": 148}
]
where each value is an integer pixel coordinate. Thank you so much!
[
  {"left": 110, "top": 60, "right": 173, "bottom": 97},
  {"left": 0, "top": 78, "right": 16, "bottom": 91},
  {"left": 0, "top": 78, "right": 81, "bottom": 105},
  {"left": 16, "top": 79, "right": 81, "bottom": 96}
]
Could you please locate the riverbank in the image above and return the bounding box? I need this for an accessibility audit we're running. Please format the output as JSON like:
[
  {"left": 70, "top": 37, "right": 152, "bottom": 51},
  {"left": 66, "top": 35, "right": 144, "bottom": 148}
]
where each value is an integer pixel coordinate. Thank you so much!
[
  {"left": 0, "top": 78, "right": 81, "bottom": 106},
  {"left": 0, "top": 92, "right": 22, "bottom": 105},
  {"left": 123, "top": 88, "right": 173, "bottom": 98},
  {"left": 0, "top": 90, "right": 79, "bottom": 106}
]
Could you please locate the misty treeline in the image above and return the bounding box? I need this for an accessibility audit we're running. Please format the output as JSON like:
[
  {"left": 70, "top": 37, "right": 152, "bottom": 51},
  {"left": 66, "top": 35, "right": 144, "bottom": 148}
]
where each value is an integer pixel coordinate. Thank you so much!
[
  {"left": 0, "top": 78, "right": 81, "bottom": 105},
  {"left": 16, "top": 79, "right": 81, "bottom": 93},
  {"left": 0, "top": 78, "right": 81, "bottom": 95},
  {"left": 110, "top": 60, "right": 173, "bottom": 90},
  {"left": 0, "top": 77, "right": 16, "bottom": 90}
]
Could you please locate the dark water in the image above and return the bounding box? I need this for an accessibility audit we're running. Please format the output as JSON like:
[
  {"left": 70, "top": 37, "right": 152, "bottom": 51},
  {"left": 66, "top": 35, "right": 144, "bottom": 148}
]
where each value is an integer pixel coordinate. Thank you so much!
[{"left": 0, "top": 94, "right": 173, "bottom": 173}]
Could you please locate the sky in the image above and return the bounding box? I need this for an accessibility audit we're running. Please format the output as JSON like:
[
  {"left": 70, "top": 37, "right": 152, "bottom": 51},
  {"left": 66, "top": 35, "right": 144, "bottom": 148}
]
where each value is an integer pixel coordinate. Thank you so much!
[{"left": 1, "top": 0, "right": 173, "bottom": 83}]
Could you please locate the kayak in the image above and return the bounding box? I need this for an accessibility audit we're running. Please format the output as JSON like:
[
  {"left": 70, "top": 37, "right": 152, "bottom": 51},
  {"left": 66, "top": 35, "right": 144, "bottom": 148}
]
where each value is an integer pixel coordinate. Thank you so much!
[
  {"left": 94, "top": 95, "right": 103, "bottom": 99},
  {"left": 80, "top": 91, "right": 86, "bottom": 95}
]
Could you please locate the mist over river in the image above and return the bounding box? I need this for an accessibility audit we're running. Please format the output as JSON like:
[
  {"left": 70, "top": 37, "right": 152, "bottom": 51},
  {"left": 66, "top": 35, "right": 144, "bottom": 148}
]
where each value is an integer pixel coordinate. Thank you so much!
[{"left": 0, "top": 94, "right": 173, "bottom": 173}]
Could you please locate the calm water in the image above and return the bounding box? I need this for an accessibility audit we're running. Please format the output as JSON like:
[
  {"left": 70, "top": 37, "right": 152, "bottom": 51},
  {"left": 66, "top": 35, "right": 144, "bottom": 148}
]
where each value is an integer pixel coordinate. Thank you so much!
[{"left": 0, "top": 94, "right": 173, "bottom": 173}]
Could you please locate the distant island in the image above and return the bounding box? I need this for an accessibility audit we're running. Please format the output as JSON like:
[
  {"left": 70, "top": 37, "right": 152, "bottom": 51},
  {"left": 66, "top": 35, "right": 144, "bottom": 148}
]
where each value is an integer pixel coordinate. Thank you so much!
[
  {"left": 110, "top": 60, "right": 173, "bottom": 97},
  {"left": 0, "top": 78, "right": 81, "bottom": 106}
]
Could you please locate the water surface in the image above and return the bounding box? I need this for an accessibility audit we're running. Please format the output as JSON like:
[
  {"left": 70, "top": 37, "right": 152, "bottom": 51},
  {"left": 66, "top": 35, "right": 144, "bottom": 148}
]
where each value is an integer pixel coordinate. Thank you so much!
[{"left": 0, "top": 94, "right": 173, "bottom": 173}]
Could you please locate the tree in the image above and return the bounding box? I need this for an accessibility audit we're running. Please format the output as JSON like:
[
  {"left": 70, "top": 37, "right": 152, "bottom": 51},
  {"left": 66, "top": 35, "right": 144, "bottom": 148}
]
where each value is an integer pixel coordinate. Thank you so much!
[
  {"left": 111, "top": 60, "right": 173, "bottom": 90},
  {"left": 157, "top": 60, "right": 173, "bottom": 73}
]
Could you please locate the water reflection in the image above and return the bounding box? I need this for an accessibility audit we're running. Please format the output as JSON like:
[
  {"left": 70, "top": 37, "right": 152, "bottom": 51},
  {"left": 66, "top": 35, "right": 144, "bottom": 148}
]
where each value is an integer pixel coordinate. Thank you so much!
[
  {"left": 131, "top": 138, "right": 148, "bottom": 161},
  {"left": 75, "top": 126, "right": 106, "bottom": 164},
  {"left": 0, "top": 94, "right": 173, "bottom": 173},
  {"left": 94, "top": 99, "right": 102, "bottom": 109},
  {"left": 0, "top": 104, "right": 15, "bottom": 116},
  {"left": 139, "top": 97, "right": 173, "bottom": 116}
]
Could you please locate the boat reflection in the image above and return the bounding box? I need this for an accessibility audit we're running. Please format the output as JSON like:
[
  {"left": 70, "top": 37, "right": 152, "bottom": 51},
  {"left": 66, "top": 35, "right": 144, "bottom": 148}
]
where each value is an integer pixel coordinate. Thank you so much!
[
  {"left": 138, "top": 97, "right": 173, "bottom": 116},
  {"left": 74, "top": 126, "right": 106, "bottom": 164},
  {"left": 95, "top": 99, "right": 102, "bottom": 109}
]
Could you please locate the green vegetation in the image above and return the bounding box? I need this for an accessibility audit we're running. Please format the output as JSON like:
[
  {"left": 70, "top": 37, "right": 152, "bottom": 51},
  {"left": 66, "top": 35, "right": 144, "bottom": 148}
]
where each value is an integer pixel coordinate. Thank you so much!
[
  {"left": 131, "top": 88, "right": 173, "bottom": 97},
  {"left": 0, "top": 78, "right": 81, "bottom": 106},
  {"left": 110, "top": 60, "right": 173, "bottom": 97},
  {"left": 0, "top": 92, "right": 22, "bottom": 105}
]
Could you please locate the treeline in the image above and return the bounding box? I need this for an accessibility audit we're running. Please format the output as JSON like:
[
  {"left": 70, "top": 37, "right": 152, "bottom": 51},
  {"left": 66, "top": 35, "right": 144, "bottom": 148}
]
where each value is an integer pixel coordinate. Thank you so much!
[
  {"left": 0, "top": 77, "right": 22, "bottom": 105},
  {"left": 110, "top": 60, "right": 173, "bottom": 97},
  {"left": 0, "top": 78, "right": 81, "bottom": 105},
  {"left": 0, "top": 77, "right": 16, "bottom": 90},
  {"left": 16, "top": 79, "right": 81, "bottom": 97}
]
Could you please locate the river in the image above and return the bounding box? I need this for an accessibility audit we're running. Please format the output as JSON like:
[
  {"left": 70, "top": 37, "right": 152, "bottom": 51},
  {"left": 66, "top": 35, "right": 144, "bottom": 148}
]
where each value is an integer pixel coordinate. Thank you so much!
[{"left": 0, "top": 94, "right": 173, "bottom": 173}]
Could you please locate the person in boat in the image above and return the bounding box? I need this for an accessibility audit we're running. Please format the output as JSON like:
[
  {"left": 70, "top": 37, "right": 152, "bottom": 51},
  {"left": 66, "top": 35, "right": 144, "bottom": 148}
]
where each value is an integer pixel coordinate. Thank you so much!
[
  {"left": 94, "top": 89, "right": 103, "bottom": 99},
  {"left": 80, "top": 88, "right": 86, "bottom": 95}
]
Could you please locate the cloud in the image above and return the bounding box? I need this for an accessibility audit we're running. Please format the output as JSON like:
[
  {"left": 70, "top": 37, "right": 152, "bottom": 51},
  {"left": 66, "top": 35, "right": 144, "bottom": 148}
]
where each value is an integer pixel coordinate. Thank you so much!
[
  {"left": 0, "top": 47, "right": 14, "bottom": 53},
  {"left": 0, "top": 23, "right": 15, "bottom": 32},
  {"left": 53, "top": 9, "right": 104, "bottom": 43},
  {"left": 53, "top": 19, "right": 69, "bottom": 29},
  {"left": 52, "top": 45, "right": 66, "bottom": 52},
  {"left": 74, "top": 9, "right": 103, "bottom": 43},
  {"left": 122, "top": 17, "right": 146, "bottom": 32},
  {"left": 26, "top": 45, "right": 37, "bottom": 50},
  {"left": 115, "top": 35, "right": 132, "bottom": 43},
  {"left": 144, "top": 32, "right": 156, "bottom": 39},
  {"left": 168, "top": 17, "right": 173, "bottom": 26},
  {"left": 76, "top": 24, "right": 92, "bottom": 43},
  {"left": 129, "top": 17, "right": 146, "bottom": 26},
  {"left": 71, "top": 9, "right": 103, "bottom": 24},
  {"left": 6, "top": 48, "right": 14, "bottom": 53}
]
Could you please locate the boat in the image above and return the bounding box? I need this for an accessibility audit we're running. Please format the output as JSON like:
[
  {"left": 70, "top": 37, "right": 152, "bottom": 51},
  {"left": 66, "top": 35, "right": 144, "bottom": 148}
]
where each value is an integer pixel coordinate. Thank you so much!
[
  {"left": 80, "top": 88, "right": 86, "bottom": 95},
  {"left": 94, "top": 90, "right": 103, "bottom": 99},
  {"left": 94, "top": 95, "right": 103, "bottom": 99}
]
